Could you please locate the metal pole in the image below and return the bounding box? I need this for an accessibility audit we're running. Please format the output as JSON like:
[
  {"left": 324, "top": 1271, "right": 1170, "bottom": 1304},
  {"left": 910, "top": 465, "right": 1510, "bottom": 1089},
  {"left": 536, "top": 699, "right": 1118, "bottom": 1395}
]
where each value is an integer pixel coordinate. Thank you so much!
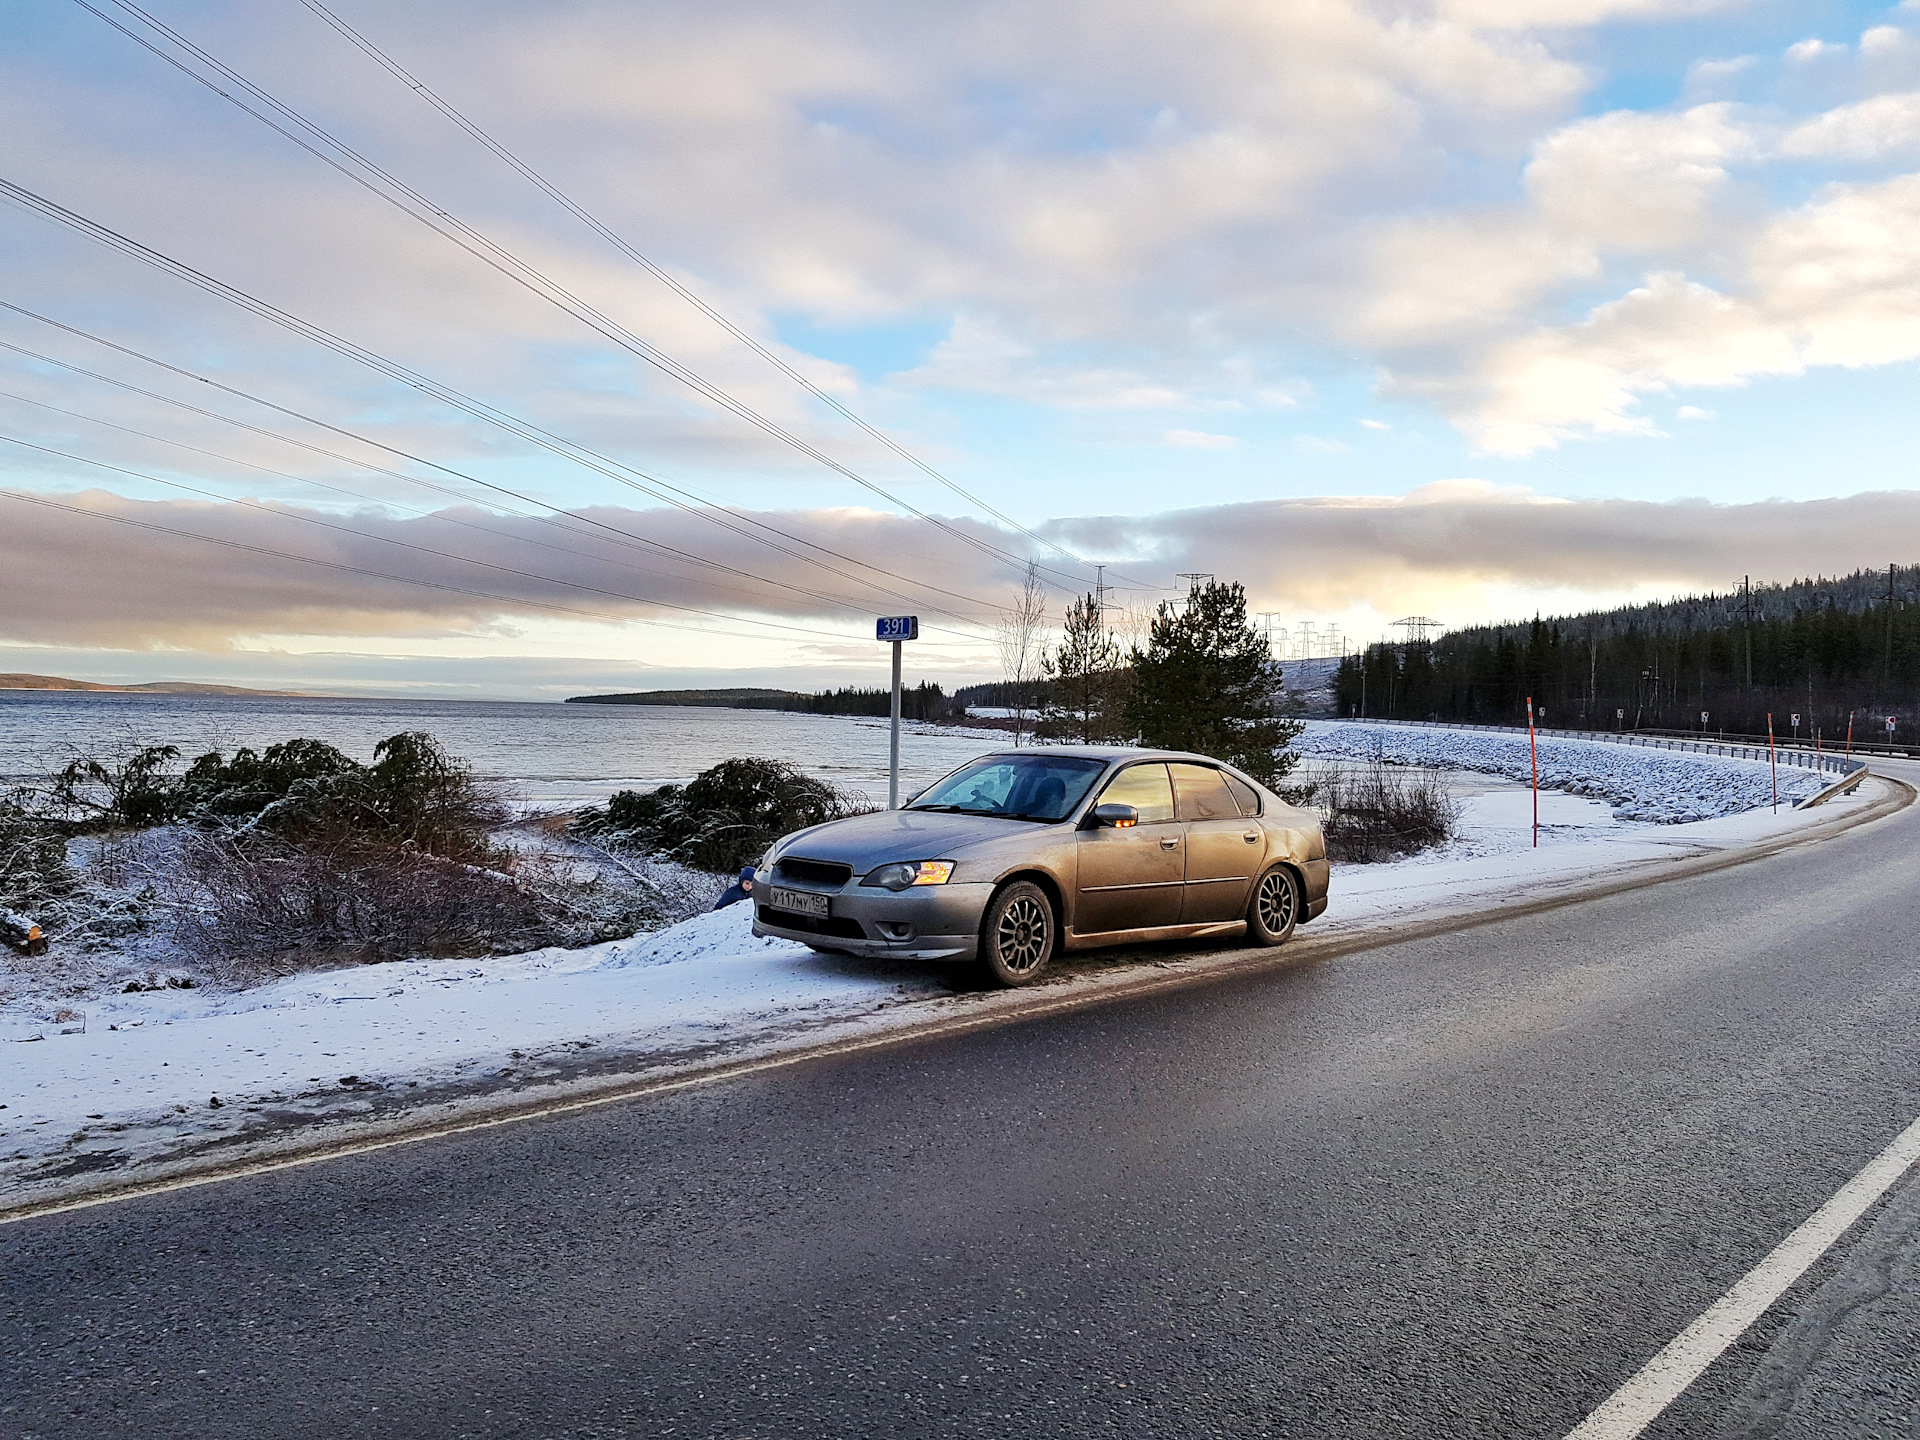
[
  {"left": 888, "top": 638, "right": 903, "bottom": 810},
  {"left": 1768, "top": 712, "right": 1777, "bottom": 813}
]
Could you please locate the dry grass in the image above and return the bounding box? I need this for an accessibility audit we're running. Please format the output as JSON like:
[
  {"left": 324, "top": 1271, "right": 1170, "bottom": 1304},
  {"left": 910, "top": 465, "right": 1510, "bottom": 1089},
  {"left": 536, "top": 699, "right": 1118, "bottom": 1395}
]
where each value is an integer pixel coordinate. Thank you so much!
[{"left": 1298, "top": 760, "right": 1461, "bottom": 864}]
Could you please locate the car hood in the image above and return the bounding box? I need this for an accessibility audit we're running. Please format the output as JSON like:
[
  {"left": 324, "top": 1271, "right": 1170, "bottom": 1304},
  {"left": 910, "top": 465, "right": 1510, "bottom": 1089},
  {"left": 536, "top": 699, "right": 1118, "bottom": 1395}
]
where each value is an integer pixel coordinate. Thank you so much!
[{"left": 772, "top": 807, "right": 1062, "bottom": 870}]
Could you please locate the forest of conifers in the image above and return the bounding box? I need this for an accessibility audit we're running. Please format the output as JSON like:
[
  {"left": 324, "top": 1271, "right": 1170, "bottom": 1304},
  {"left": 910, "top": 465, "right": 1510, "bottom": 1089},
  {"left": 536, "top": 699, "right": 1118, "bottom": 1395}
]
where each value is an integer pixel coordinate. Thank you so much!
[{"left": 1333, "top": 565, "right": 1920, "bottom": 740}]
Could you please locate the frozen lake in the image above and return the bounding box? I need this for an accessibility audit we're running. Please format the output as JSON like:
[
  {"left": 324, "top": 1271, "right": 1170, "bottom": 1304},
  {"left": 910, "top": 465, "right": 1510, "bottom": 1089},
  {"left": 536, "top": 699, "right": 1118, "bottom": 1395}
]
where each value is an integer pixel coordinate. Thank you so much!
[{"left": 0, "top": 690, "right": 1004, "bottom": 810}]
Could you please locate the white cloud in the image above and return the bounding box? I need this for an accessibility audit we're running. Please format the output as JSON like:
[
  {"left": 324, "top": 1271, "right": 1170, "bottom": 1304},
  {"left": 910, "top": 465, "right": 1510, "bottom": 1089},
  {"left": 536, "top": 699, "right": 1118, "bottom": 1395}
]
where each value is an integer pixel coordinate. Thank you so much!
[
  {"left": 1676, "top": 405, "right": 1715, "bottom": 420},
  {"left": 1439, "top": 170, "right": 1920, "bottom": 452},
  {"left": 1684, "top": 55, "right": 1757, "bottom": 98},
  {"left": 1786, "top": 38, "right": 1848, "bottom": 65},
  {"left": 1293, "top": 435, "right": 1352, "bottom": 454},
  {"left": 1781, "top": 92, "right": 1920, "bottom": 159},
  {"left": 1359, "top": 418, "right": 1391, "bottom": 431}
]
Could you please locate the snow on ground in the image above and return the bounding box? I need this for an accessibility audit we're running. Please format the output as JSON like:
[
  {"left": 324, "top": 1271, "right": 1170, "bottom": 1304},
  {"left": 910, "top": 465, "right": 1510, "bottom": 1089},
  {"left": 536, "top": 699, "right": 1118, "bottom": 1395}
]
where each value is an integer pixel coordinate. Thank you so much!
[
  {"left": 1298, "top": 721, "right": 1830, "bottom": 822},
  {"left": 0, "top": 735, "right": 1880, "bottom": 1201}
]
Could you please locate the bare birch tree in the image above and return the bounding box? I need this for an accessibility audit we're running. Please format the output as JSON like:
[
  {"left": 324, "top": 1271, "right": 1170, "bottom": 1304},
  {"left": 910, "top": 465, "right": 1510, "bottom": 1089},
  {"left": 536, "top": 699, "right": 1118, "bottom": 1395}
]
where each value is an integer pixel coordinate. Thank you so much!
[{"left": 993, "top": 561, "right": 1048, "bottom": 746}]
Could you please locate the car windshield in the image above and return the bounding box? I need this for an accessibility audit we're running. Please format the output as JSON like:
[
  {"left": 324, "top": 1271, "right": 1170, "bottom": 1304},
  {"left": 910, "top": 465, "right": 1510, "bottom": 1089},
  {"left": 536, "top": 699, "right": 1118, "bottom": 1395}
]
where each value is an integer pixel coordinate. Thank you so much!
[{"left": 907, "top": 754, "right": 1109, "bottom": 822}]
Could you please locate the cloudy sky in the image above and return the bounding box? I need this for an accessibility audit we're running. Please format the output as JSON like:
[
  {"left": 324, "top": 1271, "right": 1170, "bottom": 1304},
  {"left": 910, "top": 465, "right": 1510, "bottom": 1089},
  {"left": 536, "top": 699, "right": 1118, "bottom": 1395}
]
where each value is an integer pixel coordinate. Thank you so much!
[{"left": 3, "top": 0, "right": 1918, "bottom": 697}]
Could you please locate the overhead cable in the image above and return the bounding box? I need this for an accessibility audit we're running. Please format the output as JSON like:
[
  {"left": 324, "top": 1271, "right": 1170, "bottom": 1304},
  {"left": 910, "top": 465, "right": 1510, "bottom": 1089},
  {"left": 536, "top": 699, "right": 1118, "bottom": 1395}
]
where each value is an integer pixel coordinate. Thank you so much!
[
  {"left": 0, "top": 432, "right": 869, "bottom": 643},
  {"left": 74, "top": 0, "right": 1098, "bottom": 597},
  {"left": 294, "top": 0, "right": 1153, "bottom": 587},
  {"left": 0, "top": 289, "right": 998, "bottom": 631}
]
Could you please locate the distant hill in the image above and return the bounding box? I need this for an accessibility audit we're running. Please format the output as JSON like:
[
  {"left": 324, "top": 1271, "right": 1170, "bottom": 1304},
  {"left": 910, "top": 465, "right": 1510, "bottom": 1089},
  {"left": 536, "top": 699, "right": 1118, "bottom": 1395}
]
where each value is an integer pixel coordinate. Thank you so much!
[
  {"left": 566, "top": 688, "right": 806, "bottom": 707},
  {"left": 0, "top": 673, "right": 312, "bottom": 697},
  {"left": 568, "top": 684, "right": 956, "bottom": 719}
]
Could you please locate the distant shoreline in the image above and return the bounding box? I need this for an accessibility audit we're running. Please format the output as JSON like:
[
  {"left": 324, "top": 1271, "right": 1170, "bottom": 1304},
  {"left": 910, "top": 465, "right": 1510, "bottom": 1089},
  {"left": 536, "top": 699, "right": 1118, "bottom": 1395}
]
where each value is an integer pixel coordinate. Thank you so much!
[{"left": 0, "top": 673, "right": 319, "bottom": 698}]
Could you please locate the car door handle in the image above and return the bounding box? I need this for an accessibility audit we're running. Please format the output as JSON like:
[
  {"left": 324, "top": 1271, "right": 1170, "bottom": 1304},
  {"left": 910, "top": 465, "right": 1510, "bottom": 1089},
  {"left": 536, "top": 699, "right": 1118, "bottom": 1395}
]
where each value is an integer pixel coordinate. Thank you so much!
[
  {"left": 1160, "top": 837, "right": 1179, "bottom": 849},
  {"left": 1243, "top": 831, "right": 1260, "bottom": 843}
]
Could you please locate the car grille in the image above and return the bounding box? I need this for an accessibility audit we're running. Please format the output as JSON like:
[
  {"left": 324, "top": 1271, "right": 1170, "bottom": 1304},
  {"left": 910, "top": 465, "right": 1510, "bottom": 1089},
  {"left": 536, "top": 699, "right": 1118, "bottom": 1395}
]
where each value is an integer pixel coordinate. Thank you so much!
[
  {"left": 772, "top": 857, "right": 853, "bottom": 888},
  {"left": 757, "top": 906, "right": 866, "bottom": 940}
]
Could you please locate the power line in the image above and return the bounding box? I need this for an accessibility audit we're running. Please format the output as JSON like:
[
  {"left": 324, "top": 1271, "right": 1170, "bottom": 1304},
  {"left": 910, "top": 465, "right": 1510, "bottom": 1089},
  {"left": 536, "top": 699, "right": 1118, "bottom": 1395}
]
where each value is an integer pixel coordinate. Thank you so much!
[
  {"left": 0, "top": 300, "right": 999, "bottom": 633},
  {"left": 0, "top": 487, "right": 869, "bottom": 649},
  {"left": 72, "top": 0, "right": 1113, "bottom": 599},
  {"left": 0, "top": 345, "right": 992, "bottom": 638},
  {"left": 0, "top": 386, "right": 889, "bottom": 616},
  {"left": 0, "top": 432, "right": 873, "bottom": 643},
  {"left": 293, "top": 0, "right": 1169, "bottom": 595}
]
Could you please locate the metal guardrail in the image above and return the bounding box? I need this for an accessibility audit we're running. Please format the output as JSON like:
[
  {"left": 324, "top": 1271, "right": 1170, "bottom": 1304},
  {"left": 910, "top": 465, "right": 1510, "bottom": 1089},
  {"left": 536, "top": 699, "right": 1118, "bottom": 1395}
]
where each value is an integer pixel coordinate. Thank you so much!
[{"left": 1332, "top": 716, "right": 1867, "bottom": 778}]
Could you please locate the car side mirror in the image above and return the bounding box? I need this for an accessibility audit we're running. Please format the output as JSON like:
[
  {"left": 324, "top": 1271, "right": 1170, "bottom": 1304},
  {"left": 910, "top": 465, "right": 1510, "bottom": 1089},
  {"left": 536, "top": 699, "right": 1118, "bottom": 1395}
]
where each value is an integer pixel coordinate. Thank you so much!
[{"left": 1092, "top": 802, "right": 1139, "bottom": 829}]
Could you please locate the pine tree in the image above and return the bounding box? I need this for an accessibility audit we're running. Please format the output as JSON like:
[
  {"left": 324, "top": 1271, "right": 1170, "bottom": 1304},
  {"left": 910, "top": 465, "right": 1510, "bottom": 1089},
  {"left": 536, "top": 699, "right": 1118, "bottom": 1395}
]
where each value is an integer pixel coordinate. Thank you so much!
[
  {"left": 1126, "top": 579, "right": 1301, "bottom": 786},
  {"left": 1039, "top": 593, "right": 1124, "bottom": 742}
]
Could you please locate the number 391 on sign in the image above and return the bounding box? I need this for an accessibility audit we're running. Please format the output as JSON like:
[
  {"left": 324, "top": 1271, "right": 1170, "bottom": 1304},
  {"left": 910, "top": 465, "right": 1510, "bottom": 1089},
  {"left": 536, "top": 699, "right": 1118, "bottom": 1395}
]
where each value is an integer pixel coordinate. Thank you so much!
[{"left": 876, "top": 615, "right": 919, "bottom": 641}]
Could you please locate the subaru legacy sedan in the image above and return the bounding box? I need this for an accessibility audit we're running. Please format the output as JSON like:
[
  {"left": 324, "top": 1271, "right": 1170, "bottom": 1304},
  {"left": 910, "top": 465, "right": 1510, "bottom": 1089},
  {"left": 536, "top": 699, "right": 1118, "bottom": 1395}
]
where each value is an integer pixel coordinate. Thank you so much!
[{"left": 752, "top": 747, "right": 1329, "bottom": 986}]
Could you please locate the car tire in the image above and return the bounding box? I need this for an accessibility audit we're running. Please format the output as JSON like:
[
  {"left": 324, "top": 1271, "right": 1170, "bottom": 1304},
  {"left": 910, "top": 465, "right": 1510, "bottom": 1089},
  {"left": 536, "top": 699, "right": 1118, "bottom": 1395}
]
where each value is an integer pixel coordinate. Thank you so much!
[
  {"left": 1246, "top": 865, "right": 1300, "bottom": 946},
  {"left": 978, "top": 880, "right": 1056, "bottom": 987}
]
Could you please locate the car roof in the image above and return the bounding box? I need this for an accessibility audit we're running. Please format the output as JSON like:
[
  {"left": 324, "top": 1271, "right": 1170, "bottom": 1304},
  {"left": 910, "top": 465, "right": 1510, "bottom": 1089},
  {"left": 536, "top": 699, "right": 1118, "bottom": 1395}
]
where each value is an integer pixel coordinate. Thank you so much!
[{"left": 973, "top": 746, "right": 1231, "bottom": 766}]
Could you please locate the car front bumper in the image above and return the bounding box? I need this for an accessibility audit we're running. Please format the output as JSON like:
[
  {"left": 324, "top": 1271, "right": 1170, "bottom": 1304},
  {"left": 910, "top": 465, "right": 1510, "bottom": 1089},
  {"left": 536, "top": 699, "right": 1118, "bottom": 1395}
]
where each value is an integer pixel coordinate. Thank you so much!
[{"left": 751, "top": 880, "right": 995, "bottom": 962}]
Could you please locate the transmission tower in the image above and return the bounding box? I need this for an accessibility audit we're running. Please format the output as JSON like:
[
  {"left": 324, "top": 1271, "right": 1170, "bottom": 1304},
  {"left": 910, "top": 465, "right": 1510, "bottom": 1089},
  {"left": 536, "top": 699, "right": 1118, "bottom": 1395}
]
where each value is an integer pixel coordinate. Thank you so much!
[
  {"left": 1256, "top": 612, "right": 1285, "bottom": 659},
  {"left": 1391, "top": 616, "right": 1441, "bottom": 645}
]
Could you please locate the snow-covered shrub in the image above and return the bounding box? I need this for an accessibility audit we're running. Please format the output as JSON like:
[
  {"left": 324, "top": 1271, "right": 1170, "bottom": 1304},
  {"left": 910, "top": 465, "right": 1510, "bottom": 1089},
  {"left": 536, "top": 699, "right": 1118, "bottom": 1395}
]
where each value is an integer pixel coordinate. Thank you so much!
[
  {"left": 163, "top": 832, "right": 657, "bottom": 978},
  {"left": 575, "top": 758, "right": 872, "bottom": 872}
]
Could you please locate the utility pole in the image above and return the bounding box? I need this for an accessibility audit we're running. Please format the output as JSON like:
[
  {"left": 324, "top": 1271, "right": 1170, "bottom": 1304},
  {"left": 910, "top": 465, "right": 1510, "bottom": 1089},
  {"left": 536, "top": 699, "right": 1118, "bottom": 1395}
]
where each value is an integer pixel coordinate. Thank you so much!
[
  {"left": 1743, "top": 575, "right": 1753, "bottom": 690},
  {"left": 1256, "top": 612, "right": 1284, "bottom": 660},
  {"left": 1886, "top": 563, "right": 1896, "bottom": 683},
  {"left": 1175, "top": 573, "right": 1213, "bottom": 612}
]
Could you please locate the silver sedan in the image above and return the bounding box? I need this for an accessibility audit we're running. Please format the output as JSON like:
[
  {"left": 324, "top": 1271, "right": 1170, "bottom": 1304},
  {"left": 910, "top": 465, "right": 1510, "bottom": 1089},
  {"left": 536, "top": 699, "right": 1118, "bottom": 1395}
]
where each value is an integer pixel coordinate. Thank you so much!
[{"left": 751, "top": 746, "right": 1330, "bottom": 986}]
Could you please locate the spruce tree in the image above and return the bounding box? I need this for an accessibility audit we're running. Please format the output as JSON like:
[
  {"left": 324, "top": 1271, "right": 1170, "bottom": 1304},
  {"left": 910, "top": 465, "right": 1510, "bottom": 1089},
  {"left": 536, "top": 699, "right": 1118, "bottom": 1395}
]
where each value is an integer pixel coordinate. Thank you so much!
[
  {"left": 1126, "top": 579, "right": 1301, "bottom": 786},
  {"left": 1039, "top": 593, "right": 1125, "bottom": 742}
]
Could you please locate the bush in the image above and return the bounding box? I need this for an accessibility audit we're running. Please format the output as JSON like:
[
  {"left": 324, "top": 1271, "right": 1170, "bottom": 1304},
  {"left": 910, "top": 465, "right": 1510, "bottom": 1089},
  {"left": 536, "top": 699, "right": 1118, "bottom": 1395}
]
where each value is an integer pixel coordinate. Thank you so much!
[
  {"left": 576, "top": 757, "right": 871, "bottom": 872},
  {"left": 163, "top": 833, "right": 624, "bottom": 975},
  {"left": 50, "top": 744, "right": 187, "bottom": 829},
  {"left": 182, "top": 732, "right": 507, "bottom": 860},
  {"left": 1303, "top": 760, "right": 1461, "bottom": 864},
  {"left": 0, "top": 790, "right": 73, "bottom": 911}
]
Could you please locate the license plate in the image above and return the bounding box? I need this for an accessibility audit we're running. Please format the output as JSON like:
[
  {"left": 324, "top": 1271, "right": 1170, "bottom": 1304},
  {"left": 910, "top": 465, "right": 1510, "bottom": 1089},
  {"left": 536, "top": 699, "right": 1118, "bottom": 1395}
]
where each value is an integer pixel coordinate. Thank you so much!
[{"left": 768, "top": 886, "right": 829, "bottom": 918}]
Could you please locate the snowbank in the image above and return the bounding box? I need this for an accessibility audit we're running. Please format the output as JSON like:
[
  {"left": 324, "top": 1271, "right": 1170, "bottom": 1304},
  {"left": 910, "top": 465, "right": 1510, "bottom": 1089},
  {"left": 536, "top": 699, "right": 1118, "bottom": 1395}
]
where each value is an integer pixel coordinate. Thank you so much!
[{"left": 1298, "top": 721, "right": 1828, "bottom": 823}]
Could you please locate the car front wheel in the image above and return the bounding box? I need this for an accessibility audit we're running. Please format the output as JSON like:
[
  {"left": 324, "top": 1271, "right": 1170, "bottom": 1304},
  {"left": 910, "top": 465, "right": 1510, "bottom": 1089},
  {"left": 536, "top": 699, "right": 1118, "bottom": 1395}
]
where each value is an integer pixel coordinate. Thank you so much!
[
  {"left": 1246, "top": 865, "right": 1300, "bottom": 946},
  {"left": 979, "top": 880, "right": 1055, "bottom": 987}
]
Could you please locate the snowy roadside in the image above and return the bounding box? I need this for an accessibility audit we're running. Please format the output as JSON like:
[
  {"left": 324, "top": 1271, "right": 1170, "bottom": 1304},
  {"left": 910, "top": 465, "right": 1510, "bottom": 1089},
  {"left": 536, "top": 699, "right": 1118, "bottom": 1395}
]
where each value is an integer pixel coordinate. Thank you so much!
[
  {"left": 1, "top": 743, "right": 1888, "bottom": 1208},
  {"left": 1297, "top": 720, "right": 1829, "bottom": 821}
]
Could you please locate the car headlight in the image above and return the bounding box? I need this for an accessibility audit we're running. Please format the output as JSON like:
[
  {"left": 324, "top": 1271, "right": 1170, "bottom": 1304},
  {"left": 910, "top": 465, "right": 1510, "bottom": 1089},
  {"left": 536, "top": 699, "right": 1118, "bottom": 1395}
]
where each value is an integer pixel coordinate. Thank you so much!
[{"left": 861, "top": 860, "right": 955, "bottom": 891}]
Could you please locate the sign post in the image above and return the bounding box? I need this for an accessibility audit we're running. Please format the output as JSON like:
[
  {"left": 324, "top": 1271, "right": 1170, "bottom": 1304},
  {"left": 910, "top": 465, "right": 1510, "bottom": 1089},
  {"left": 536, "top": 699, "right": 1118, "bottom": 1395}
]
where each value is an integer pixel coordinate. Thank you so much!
[
  {"left": 1767, "top": 712, "right": 1778, "bottom": 812},
  {"left": 876, "top": 616, "right": 919, "bottom": 808}
]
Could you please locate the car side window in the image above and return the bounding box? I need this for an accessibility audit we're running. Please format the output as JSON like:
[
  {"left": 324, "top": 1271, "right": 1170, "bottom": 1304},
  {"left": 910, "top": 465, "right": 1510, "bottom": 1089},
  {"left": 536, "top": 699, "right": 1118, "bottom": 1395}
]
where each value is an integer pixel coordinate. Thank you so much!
[
  {"left": 1223, "top": 773, "right": 1262, "bottom": 817},
  {"left": 1097, "top": 763, "right": 1175, "bottom": 824},
  {"left": 1170, "top": 763, "right": 1239, "bottom": 821}
]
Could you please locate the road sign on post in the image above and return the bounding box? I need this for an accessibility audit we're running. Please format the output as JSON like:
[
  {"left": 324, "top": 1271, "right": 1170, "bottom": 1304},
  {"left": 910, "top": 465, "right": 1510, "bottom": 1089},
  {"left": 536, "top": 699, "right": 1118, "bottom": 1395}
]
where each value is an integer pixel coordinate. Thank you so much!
[{"left": 876, "top": 617, "right": 919, "bottom": 808}]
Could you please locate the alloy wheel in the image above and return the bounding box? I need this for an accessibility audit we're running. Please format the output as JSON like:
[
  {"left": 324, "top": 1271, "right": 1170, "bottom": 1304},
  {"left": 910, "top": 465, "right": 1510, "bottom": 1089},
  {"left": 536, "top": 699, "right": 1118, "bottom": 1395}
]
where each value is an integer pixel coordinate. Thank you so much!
[
  {"left": 1257, "top": 869, "right": 1297, "bottom": 934},
  {"left": 995, "top": 893, "right": 1051, "bottom": 974}
]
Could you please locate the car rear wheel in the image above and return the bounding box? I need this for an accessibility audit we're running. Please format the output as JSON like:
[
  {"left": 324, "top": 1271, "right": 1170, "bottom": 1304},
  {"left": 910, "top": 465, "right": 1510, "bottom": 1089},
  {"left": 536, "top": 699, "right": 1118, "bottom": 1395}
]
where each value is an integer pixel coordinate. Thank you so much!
[
  {"left": 978, "top": 880, "right": 1055, "bottom": 987},
  {"left": 1246, "top": 865, "right": 1300, "bottom": 946}
]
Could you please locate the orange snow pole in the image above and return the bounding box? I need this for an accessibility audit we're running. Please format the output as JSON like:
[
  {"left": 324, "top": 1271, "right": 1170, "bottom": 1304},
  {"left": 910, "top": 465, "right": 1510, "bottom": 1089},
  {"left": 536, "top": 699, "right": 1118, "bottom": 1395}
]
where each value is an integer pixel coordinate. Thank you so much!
[
  {"left": 1847, "top": 710, "right": 1855, "bottom": 756},
  {"left": 1768, "top": 712, "right": 1778, "bottom": 812},
  {"left": 1528, "top": 695, "right": 1539, "bottom": 848}
]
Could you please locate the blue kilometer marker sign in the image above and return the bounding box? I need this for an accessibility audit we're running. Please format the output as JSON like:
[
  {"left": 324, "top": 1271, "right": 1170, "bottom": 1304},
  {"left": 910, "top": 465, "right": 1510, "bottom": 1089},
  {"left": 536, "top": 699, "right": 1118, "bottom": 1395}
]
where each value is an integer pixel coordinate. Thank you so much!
[{"left": 877, "top": 616, "right": 919, "bottom": 808}]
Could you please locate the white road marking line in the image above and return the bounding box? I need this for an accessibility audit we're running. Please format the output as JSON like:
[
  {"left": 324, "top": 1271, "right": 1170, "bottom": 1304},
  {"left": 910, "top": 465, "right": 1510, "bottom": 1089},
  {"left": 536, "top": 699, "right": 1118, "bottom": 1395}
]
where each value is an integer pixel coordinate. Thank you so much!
[{"left": 1565, "top": 1111, "right": 1920, "bottom": 1440}]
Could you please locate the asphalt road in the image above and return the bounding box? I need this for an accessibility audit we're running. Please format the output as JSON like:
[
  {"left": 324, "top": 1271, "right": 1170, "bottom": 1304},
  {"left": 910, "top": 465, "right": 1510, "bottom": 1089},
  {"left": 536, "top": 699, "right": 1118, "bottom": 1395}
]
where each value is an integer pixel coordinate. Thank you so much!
[{"left": 6, "top": 768, "right": 1920, "bottom": 1439}]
